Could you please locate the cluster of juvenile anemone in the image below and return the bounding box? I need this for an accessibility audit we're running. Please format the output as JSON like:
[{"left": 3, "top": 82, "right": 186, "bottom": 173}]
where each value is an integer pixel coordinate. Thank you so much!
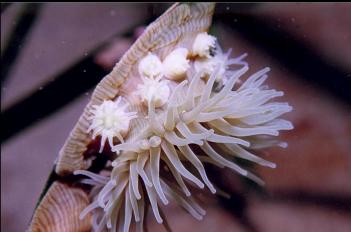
[{"left": 74, "top": 32, "right": 293, "bottom": 232}]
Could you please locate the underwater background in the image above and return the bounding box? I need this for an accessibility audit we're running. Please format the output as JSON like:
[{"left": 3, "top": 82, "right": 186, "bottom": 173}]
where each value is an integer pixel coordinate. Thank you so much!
[{"left": 1, "top": 3, "right": 351, "bottom": 232}]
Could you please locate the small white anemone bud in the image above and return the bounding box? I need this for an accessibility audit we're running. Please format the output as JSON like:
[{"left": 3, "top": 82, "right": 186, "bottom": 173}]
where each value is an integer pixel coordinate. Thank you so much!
[
  {"left": 138, "top": 52, "right": 163, "bottom": 79},
  {"left": 137, "top": 77, "right": 170, "bottom": 108},
  {"left": 192, "top": 32, "right": 217, "bottom": 58},
  {"left": 87, "top": 97, "right": 137, "bottom": 153},
  {"left": 163, "top": 47, "right": 190, "bottom": 81},
  {"left": 194, "top": 52, "right": 228, "bottom": 81}
]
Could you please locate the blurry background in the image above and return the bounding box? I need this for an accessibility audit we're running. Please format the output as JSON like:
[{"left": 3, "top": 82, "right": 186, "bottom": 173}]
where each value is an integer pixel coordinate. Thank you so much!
[{"left": 1, "top": 3, "right": 351, "bottom": 232}]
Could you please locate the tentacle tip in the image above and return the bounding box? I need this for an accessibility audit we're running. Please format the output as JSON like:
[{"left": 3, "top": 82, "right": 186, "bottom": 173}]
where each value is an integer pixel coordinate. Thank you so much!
[
  {"left": 111, "top": 148, "right": 121, "bottom": 155},
  {"left": 272, "top": 131, "right": 279, "bottom": 136},
  {"left": 157, "top": 219, "right": 164, "bottom": 224},
  {"left": 209, "top": 188, "right": 216, "bottom": 194},
  {"left": 243, "top": 65, "right": 250, "bottom": 71},
  {"left": 196, "top": 141, "right": 204, "bottom": 146},
  {"left": 280, "top": 142, "right": 288, "bottom": 148},
  {"left": 243, "top": 141, "right": 251, "bottom": 147},
  {"left": 270, "top": 163, "right": 277, "bottom": 169}
]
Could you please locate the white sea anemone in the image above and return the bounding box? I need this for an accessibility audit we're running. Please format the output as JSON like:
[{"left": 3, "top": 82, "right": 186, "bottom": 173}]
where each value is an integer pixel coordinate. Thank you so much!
[
  {"left": 194, "top": 44, "right": 248, "bottom": 83},
  {"left": 163, "top": 47, "right": 190, "bottom": 81},
  {"left": 192, "top": 32, "right": 217, "bottom": 58},
  {"left": 77, "top": 35, "right": 293, "bottom": 232},
  {"left": 136, "top": 76, "right": 170, "bottom": 108},
  {"left": 138, "top": 52, "right": 163, "bottom": 79},
  {"left": 87, "top": 98, "right": 138, "bottom": 153}
]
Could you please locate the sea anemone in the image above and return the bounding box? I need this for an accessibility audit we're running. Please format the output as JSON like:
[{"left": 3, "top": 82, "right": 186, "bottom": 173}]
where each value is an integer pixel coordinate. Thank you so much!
[
  {"left": 31, "top": 3, "right": 293, "bottom": 232},
  {"left": 163, "top": 47, "right": 190, "bottom": 81},
  {"left": 138, "top": 52, "right": 163, "bottom": 79},
  {"left": 74, "top": 30, "right": 293, "bottom": 232},
  {"left": 192, "top": 32, "right": 217, "bottom": 58},
  {"left": 87, "top": 97, "right": 138, "bottom": 153},
  {"left": 136, "top": 76, "right": 170, "bottom": 108},
  {"left": 194, "top": 43, "right": 248, "bottom": 83}
]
